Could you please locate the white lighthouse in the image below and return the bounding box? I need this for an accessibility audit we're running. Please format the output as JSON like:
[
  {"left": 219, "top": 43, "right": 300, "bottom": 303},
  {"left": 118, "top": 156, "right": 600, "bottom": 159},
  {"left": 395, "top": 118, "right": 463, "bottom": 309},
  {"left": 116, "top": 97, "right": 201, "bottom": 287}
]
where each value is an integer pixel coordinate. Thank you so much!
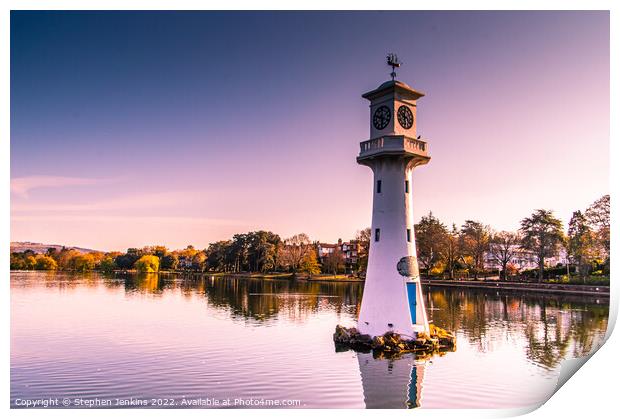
[{"left": 357, "top": 55, "right": 430, "bottom": 339}]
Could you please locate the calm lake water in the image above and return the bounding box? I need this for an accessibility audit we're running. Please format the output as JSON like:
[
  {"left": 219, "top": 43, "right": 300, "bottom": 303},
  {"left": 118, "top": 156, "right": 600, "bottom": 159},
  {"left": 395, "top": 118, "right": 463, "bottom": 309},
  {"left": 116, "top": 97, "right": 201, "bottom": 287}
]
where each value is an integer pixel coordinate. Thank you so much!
[{"left": 11, "top": 271, "right": 609, "bottom": 409}]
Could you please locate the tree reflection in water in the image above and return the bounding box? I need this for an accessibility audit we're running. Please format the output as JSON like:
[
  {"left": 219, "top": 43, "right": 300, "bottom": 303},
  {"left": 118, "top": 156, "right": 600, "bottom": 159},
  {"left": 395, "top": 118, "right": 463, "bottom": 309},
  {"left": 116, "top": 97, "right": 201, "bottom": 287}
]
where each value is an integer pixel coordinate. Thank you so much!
[
  {"left": 12, "top": 271, "right": 608, "bottom": 372},
  {"left": 425, "top": 286, "right": 608, "bottom": 370}
]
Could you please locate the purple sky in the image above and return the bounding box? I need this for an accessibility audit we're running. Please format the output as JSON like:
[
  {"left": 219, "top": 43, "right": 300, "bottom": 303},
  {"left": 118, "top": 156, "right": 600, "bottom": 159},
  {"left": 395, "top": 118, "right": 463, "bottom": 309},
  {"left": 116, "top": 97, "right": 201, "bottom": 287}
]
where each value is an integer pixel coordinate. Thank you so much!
[{"left": 10, "top": 11, "right": 609, "bottom": 251}]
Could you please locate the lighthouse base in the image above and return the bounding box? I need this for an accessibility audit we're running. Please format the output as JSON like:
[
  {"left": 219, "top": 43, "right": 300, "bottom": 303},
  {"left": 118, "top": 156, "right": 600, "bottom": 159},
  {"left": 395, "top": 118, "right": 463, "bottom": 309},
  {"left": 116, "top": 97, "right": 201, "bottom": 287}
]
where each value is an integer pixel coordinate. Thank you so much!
[{"left": 333, "top": 324, "right": 456, "bottom": 359}]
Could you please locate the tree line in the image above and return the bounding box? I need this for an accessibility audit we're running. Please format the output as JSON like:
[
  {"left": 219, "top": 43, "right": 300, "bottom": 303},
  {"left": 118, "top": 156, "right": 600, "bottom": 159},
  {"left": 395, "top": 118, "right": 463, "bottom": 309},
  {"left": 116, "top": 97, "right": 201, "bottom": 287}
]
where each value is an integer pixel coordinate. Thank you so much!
[
  {"left": 414, "top": 195, "right": 609, "bottom": 282},
  {"left": 10, "top": 194, "right": 609, "bottom": 283},
  {"left": 10, "top": 231, "right": 326, "bottom": 276}
]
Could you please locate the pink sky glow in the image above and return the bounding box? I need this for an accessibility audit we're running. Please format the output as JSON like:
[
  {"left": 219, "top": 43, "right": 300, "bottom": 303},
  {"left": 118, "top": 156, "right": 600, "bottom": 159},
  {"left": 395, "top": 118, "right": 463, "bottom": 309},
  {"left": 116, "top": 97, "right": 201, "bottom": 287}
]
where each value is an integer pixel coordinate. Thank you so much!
[{"left": 11, "top": 12, "right": 609, "bottom": 251}]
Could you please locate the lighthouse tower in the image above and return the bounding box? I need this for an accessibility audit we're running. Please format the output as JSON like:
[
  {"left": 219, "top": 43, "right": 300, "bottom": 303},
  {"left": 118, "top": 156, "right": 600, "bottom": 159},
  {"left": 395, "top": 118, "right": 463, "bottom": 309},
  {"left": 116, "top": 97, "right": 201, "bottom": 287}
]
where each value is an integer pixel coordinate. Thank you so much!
[{"left": 357, "top": 55, "right": 430, "bottom": 338}]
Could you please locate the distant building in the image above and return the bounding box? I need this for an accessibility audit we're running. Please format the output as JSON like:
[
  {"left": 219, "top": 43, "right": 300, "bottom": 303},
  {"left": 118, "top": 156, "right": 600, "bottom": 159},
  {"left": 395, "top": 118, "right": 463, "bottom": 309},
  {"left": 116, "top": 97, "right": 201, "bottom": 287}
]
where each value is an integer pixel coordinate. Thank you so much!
[
  {"left": 177, "top": 256, "right": 194, "bottom": 269},
  {"left": 546, "top": 249, "right": 569, "bottom": 267},
  {"left": 484, "top": 246, "right": 568, "bottom": 271},
  {"left": 317, "top": 243, "right": 338, "bottom": 261},
  {"left": 317, "top": 239, "right": 362, "bottom": 272},
  {"left": 341, "top": 240, "right": 360, "bottom": 267}
]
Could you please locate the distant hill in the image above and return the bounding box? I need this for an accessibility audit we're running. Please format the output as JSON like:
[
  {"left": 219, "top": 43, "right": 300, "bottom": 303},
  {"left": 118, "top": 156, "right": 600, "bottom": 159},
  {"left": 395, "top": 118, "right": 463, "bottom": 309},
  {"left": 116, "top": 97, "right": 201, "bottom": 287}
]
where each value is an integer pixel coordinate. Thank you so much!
[{"left": 10, "top": 242, "right": 98, "bottom": 254}]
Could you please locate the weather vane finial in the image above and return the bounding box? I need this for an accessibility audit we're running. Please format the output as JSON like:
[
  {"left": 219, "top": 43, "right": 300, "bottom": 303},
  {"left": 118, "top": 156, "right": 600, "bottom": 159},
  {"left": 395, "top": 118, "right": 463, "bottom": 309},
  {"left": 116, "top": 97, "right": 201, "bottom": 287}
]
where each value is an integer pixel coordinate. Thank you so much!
[{"left": 387, "top": 53, "right": 401, "bottom": 81}]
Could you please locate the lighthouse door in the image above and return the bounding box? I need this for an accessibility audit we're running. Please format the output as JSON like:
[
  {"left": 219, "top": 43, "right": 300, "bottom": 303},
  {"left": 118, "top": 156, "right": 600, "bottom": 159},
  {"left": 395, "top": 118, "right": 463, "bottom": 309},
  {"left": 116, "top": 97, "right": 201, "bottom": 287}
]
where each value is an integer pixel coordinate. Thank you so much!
[{"left": 406, "top": 282, "right": 417, "bottom": 324}]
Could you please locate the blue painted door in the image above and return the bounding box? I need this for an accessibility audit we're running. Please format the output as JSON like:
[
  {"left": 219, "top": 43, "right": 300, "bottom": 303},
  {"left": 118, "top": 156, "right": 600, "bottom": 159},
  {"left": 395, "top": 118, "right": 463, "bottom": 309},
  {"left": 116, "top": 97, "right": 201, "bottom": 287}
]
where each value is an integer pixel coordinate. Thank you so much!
[{"left": 406, "top": 282, "right": 417, "bottom": 324}]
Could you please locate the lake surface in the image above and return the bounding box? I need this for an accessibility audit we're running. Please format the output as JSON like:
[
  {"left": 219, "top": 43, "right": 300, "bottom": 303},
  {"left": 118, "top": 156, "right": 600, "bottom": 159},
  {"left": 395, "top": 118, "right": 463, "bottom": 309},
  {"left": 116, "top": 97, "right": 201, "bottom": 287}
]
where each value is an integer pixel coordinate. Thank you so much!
[{"left": 11, "top": 271, "right": 609, "bottom": 409}]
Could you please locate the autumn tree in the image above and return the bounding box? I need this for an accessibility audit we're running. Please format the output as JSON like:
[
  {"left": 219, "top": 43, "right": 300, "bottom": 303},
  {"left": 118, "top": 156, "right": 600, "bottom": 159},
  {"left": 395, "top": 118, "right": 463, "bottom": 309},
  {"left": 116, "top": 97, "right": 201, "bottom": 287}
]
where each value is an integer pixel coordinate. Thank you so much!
[
  {"left": 72, "top": 254, "right": 96, "bottom": 272},
  {"left": 585, "top": 194, "right": 610, "bottom": 259},
  {"left": 280, "top": 233, "right": 313, "bottom": 274},
  {"left": 355, "top": 228, "right": 371, "bottom": 274},
  {"left": 438, "top": 224, "right": 462, "bottom": 280},
  {"left": 192, "top": 252, "right": 207, "bottom": 272},
  {"left": 135, "top": 255, "right": 160, "bottom": 273},
  {"left": 488, "top": 231, "right": 521, "bottom": 280},
  {"left": 323, "top": 246, "right": 345, "bottom": 275},
  {"left": 143, "top": 245, "right": 168, "bottom": 258},
  {"left": 179, "top": 245, "right": 199, "bottom": 259},
  {"left": 35, "top": 255, "right": 58, "bottom": 270},
  {"left": 57, "top": 249, "right": 81, "bottom": 270},
  {"left": 568, "top": 211, "right": 597, "bottom": 281},
  {"left": 520, "top": 209, "right": 565, "bottom": 282},
  {"left": 24, "top": 255, "right": 37, "bottom": 270},
  {"left": 459, "top": 220, "right": 491, "bottom": 279},
  {"left": 415, "top": 212, "right": 449, "bottom": 276},
  {"left": 299, "top": 250, "right": 321, "bottom": 276}
]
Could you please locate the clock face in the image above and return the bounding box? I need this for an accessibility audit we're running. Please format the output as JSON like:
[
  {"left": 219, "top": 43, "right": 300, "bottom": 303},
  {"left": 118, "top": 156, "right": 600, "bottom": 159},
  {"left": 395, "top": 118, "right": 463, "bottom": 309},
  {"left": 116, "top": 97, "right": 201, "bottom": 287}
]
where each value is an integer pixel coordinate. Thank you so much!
[
  {"left": 397, "top": 105, "right": 414, "bottom": 129},
  {"left": 373, "top": 106, "right": 391, "bottom": 130}
]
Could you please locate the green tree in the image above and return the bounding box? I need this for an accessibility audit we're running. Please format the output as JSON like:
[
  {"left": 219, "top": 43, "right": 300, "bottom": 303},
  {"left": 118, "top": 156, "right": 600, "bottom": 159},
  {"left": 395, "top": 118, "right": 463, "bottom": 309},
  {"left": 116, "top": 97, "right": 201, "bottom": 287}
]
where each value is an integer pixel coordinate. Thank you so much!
[
  {"left": 115, "top": 248, "right": 141, "bottom": 270},
  {"left": 520, "top": 209, "right": 565, "bottom": 282},
  {"left": 246, "top": 231, "right": 281, "bottom": 272},
  {"left": 161, "top": 254, "right": 179, "bottom": 271},
  {"left": 99, "top": 256, "right": 117, "bottom": 272},
  {"left": 255, "top": 241, "right": 277, "bottom": 273},
  {"left": 459, "top": 220, "right": 491, "bottom": 279},
  {"left": 229, "top": 234, "right": 250, "bottom": 272},
  {"left": 35, "top": 255, "right": 58, "bottom": 270},
  {"left": 135, "top": 255, "right": 160, "bottom": 273},
  {"left": 206, "top": 240, "right": 234, "bottom": 272},
  {"left": 46, "top": 247, "right": 59, "bottom": 260},
  {"left": 10, "top": 252, "right": 38, "bottom": 270},
  {"left": 415, "top": 212, "right": 449, "bottom": 276},
  {"left": 10, "top": 253, "right": 26, "bottom": 270}
]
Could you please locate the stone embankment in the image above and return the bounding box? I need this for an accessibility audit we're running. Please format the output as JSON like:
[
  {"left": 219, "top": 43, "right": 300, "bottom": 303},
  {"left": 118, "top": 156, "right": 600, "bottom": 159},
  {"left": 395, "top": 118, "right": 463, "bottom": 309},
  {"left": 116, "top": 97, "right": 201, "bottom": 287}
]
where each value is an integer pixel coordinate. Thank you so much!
[{"left": 333, "top": 324, "right": 456, "bottom": 357}]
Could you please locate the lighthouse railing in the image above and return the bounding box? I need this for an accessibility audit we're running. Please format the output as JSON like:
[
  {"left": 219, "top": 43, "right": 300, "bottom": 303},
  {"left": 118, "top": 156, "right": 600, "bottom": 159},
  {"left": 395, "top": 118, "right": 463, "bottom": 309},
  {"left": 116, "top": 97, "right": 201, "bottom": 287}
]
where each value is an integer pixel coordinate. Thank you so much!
[{"left": 359, "top": 136, "right": 428, "bottom": 158}]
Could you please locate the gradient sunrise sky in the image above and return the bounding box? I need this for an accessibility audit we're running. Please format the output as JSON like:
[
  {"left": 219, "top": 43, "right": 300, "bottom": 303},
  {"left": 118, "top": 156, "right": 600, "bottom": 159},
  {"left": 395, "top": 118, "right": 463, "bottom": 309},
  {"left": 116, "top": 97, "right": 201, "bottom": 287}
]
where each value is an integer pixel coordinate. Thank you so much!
[{"left": 11, "top": 11, "right": 609, "bottom": 251}]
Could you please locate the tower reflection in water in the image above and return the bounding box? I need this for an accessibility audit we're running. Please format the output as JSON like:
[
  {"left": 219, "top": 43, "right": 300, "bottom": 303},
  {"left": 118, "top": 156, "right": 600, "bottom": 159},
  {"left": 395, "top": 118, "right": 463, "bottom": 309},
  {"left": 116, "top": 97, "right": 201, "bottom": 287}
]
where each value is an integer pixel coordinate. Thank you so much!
[{"left": 357, "top": 352, "right": 426, "bottom": 409}]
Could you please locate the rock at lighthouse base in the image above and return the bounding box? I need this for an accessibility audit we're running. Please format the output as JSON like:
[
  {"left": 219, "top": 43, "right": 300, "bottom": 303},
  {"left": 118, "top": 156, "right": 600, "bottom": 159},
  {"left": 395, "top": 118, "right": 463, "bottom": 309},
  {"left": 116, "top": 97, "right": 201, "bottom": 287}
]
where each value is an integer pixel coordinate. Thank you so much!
[{"left": 333, "top": 324, "right": 456, "bottom": 358}]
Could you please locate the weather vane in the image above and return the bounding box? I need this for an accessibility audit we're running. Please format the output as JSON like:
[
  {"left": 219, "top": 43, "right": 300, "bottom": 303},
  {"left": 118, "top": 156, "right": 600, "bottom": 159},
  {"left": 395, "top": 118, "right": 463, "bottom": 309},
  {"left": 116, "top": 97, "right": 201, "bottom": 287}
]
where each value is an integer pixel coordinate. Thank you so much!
[{"left": 387, "top": 53, "right": 401, "bottom": 81}]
